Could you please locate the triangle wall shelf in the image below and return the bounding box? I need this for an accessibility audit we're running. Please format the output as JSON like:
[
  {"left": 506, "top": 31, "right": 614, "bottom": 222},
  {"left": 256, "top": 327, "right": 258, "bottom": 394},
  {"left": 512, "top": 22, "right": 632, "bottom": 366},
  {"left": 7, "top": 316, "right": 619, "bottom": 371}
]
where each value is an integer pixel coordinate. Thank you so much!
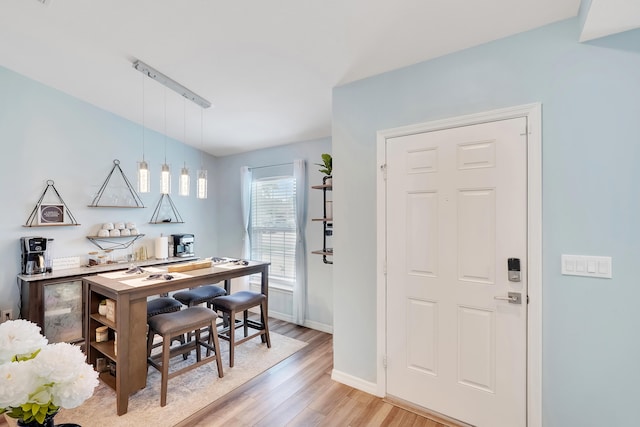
[
  {"left": 24, "top": 180, "right": 81, "bottom": 227},
  {"left": 88, "top": 159, "right": 145, "bottom": 208},
  {"left": 149, "top": 194, "right": 185, "bottom": 224}
]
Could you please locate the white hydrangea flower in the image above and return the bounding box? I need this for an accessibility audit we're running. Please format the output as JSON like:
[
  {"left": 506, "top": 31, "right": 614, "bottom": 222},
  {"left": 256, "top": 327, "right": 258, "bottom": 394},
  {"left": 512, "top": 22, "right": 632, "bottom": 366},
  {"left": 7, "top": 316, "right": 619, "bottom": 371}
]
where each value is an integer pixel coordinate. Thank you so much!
[
  {"left": 0, "top": 319, "right": 48, "bottom": 364},
  {"left": 0, "top": 360, "right": 41, "bottom": 408},
  {"left": 0, "top": 320, "right": 98, "bottom": 418},
  {"left": 33, "top": 342, "right": 99, "bottom": 409},
  {"left": 51, "top": 362, "right": 99, "bottom": 408},
  {"left": 34, "top": 343, "right": 87, "bottom": 383}
]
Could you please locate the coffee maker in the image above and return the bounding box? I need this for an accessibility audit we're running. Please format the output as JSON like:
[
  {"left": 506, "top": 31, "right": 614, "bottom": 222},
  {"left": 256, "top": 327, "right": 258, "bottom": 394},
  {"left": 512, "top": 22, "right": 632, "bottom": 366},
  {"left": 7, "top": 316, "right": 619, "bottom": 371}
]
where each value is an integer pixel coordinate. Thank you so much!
[
  {"left": 21, "top": 236, "right": 48, "bottom": 275},
  {"left": 171, "top": 234, "right": 195, "bottom": 257}
]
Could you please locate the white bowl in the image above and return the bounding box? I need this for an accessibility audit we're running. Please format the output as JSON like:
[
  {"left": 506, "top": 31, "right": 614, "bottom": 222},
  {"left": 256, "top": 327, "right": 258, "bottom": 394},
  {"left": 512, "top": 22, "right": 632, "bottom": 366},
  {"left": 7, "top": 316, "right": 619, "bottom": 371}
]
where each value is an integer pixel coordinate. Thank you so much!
[
  {"left": 126, "top": 222, "right": 136, "bottom": 229},
  {"left": 109, "top": 229, "right": 121, "bottom": 237},
  {"left": 102, "top": 222, "right": 114, "bottom": 230},
  {"left": 115, "top": 222, "right": 125, "bottom": 230},
  {"left": 120, "top": 228, "right": 131, "bottom": 236},
  {"left": 97, "top": 229, "right": 109, "bottom": 237},
  {"left": 130, "top": 228, "right": 139, "bottom": 235}
]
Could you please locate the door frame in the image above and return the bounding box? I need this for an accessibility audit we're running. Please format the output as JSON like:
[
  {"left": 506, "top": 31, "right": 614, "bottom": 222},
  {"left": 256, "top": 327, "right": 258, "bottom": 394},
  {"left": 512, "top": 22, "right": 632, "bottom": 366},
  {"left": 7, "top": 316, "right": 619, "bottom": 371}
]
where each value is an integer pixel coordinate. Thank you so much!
[{"left": 376, "top": 103, "right": 542, "bottom": 427}]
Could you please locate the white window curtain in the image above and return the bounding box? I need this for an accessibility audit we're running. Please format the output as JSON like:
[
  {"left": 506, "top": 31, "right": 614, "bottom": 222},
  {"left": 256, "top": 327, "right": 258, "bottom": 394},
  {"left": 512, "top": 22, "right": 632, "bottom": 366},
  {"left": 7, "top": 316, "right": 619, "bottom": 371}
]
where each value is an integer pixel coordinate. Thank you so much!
[
  {"left": 292, "top": 159, "right": 307, "bottom": 325},
  {"left": 240, "top": 166, "right": 252, "bottom": 290}
]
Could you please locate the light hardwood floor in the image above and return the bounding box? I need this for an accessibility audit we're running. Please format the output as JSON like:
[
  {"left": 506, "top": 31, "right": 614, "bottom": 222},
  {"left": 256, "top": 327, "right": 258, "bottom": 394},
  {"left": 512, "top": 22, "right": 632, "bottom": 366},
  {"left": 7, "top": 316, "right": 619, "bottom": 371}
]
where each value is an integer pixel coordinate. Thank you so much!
[
  {"left": 178, "top": 319, "right": 456, "bottom": 427},
  {"left": 0, "top": 319, "right": 458, "bottom": 427}
]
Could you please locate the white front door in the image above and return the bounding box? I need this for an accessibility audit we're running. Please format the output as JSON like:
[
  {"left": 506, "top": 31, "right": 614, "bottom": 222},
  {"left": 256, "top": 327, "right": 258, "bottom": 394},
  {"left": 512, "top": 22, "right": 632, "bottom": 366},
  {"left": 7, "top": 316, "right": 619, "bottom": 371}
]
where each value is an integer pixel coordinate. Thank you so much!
[{"left": 385, "top": 117, "right": 528, "bottom": 426}]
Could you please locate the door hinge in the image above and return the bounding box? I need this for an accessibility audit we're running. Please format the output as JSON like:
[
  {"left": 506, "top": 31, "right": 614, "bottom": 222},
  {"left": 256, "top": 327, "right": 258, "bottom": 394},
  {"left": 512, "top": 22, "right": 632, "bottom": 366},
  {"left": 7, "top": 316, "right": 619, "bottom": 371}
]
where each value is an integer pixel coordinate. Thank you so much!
[
  {"left": 527, "top": 294, "right": 530, "bottom": 304},
  {"left": 382, "top": 355, "right": 387, "bottom": 369},
  {"left": 383, "top": 260, "right": 387, "bottom": 275},
  {"left": 380, "top": 163, "right": 387, "bottom": 180}
]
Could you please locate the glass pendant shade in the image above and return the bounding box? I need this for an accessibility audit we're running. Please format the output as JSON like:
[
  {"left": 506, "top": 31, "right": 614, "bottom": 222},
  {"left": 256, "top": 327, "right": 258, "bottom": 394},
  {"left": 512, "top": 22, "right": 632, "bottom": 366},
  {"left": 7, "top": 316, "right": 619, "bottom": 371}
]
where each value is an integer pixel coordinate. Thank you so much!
[
  {"left": 179, "top": 166, "right": 190, "bottom": 196},
  {"left": 160, "top": 163, "right": 171, "bottom": 194},
  {"left": 197, "top": 169, "right": 207, "bottom": 199},
  {"left": 138, "top": 160, "right": 150, "bottom": 193}
]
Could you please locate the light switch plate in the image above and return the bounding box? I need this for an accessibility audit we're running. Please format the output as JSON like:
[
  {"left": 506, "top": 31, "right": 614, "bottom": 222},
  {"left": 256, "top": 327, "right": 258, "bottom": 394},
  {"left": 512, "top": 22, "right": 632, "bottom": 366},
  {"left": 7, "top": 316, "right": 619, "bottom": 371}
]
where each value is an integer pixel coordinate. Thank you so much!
[{"left": 561, "top": 255, "right": 612, "bottom": 279}]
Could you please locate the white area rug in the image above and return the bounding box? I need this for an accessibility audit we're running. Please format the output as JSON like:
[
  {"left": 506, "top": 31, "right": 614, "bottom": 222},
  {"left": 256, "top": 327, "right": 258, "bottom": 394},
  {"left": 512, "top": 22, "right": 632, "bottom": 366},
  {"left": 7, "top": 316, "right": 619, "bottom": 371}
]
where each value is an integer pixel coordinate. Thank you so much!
[{"left": 53, "top": 333, "right": 306, "bottom": 427}]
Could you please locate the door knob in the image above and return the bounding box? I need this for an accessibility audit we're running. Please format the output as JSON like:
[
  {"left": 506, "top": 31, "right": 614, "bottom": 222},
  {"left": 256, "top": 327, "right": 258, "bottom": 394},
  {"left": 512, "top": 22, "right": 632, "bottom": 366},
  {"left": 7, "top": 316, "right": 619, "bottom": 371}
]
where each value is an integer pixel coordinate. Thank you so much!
[{"left": 494, "top": 292, "right": 522, "bottom": 304}]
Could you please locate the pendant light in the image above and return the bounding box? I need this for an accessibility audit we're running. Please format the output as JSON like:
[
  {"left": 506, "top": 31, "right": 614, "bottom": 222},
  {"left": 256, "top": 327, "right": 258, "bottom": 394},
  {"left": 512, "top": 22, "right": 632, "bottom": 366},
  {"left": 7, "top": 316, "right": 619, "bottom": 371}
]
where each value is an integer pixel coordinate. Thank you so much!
[
  {"left": 160, "top": 88, "right": 171, "bottom": 195},
  {"left": 179, "top": 99, "right": 190, "bottom": 196},
  {"left": 137, "top": 74, "right": 150, "bottom": 193},
  {"left": 196, "top": 108, "right": 208, "bottom": 199},
  {"left": 180, "top": 165, "right": 190, "bottom": 196}
]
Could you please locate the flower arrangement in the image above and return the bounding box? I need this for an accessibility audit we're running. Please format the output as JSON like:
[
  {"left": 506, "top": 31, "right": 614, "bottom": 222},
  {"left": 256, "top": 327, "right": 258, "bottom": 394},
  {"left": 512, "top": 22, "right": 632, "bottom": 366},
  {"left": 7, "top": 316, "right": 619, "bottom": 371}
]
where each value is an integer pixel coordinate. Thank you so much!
[{"left": 0, "top": 319, "right": 98, "bottom": 425}]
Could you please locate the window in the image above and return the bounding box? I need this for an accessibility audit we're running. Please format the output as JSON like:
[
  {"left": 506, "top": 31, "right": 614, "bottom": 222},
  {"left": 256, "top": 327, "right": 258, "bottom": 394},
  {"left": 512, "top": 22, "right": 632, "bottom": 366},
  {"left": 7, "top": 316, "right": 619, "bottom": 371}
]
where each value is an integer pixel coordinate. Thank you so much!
[{"left": 250, "top": 175, "right": 296, "bottom": 288}]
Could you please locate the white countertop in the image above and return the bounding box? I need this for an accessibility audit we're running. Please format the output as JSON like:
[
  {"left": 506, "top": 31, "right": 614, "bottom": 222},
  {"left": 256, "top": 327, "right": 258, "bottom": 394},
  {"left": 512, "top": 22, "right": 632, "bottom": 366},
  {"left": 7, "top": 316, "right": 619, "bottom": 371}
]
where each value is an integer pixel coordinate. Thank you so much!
[{"left": 17, "top": 256, "right": 198, "bottom": 282}]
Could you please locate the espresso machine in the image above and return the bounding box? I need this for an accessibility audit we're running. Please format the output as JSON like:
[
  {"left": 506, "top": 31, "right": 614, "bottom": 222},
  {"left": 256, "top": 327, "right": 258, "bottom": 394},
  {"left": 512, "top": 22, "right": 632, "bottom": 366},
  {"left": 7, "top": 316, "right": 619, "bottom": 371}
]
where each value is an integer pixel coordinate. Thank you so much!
[
  {"left": 171, "top": 234, "right": 195, "bottom": 257},
  {"left": 21, "top": 236, "right": 48, "bottom": 275}
]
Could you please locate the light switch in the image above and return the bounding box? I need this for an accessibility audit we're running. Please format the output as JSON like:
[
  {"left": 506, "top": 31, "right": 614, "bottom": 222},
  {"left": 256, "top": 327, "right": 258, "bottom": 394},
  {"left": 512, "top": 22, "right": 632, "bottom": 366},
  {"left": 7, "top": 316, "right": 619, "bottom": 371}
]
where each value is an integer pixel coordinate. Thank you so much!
[
  {"left": 598, "top": 260, "right": 609, "bottom": 275},
  {"left": 564, "top": 258, "right": 575, "bottom": 272},
  {"left": 561, "top": 255, "right": 612, "bottom": 279}
]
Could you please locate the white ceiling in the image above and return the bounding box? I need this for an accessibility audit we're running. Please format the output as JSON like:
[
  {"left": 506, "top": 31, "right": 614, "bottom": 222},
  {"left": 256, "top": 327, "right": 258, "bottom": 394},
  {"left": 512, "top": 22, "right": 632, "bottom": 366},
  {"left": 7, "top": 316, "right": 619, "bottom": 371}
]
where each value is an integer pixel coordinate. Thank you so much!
[
  {"left": 580, "top": 0, "right": 640, "bottom": 41},
  {"left": 0, "top": 0, "right": 632, "bottom": 157}
]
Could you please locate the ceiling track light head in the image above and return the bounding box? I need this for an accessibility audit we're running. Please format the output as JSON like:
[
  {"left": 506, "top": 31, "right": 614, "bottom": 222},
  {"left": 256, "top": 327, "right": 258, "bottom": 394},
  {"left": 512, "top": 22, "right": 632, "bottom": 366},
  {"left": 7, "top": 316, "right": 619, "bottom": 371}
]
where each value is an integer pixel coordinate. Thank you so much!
[{"left": 132, "top": 60, "right": 212, "bottom": 109}]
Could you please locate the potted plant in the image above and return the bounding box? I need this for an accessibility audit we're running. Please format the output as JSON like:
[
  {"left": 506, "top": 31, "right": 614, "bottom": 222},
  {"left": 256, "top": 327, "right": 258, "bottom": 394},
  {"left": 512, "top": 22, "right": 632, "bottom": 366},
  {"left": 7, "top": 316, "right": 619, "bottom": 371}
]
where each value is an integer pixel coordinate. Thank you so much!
[
  {"left": 0, "top": 319, "right": 98, "bottom": 427},
  {"left": 315, "top": 153, "right": 332, "bottom": 185}
]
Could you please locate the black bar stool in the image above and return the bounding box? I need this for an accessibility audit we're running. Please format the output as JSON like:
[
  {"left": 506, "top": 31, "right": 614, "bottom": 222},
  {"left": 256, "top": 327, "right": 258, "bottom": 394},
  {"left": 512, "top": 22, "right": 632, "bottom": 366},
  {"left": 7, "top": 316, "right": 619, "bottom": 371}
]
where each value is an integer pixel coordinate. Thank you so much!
[
  {"left": 147, "top": 297, "right": 182, "bottom": 318},
  {"left": 146, "top": 306, "right": 223, "bottom": 407},
  {"left": 173, "top": 284, "right": 227, "bottom": 308},
  {"left": 210, "top": 290, "right": 271, "bottom": 367},
  {"left": 147, "top": 297, "right": 185, "bottom": 355}
]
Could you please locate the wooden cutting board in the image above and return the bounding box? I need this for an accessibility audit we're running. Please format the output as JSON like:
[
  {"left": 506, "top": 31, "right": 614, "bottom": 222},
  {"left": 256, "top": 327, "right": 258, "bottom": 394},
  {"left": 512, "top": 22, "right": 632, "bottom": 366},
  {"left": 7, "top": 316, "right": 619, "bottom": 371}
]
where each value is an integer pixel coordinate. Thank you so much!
[{"left": 167, "top": 260, "right": 212, "bottom": 272}]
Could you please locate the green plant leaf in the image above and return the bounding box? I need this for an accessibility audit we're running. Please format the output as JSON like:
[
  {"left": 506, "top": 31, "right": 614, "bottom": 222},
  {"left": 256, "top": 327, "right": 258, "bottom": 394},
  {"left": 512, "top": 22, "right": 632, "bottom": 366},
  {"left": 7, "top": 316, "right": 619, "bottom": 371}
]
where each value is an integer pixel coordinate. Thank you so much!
[
  {"left": 35, "top": 409, "right": 46, "bottom": 424},
  {"left": 315, "top": 153, "right": 332, "bottom": 175},
  {"left": 12, "top": 348, "right": 41, "bottom": 362}
]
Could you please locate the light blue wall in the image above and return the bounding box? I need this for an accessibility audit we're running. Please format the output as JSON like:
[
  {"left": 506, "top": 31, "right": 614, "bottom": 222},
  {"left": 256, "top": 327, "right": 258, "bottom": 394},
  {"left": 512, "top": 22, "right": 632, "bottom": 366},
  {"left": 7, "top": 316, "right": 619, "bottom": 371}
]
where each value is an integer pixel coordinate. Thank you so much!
[
  {"left": 332, "top": 18, "right": 640, "bottom": 426},
  {"left": 0, "top": 66, "right": 218, "bottom": 314},
  {"left": 215, "top": 138, "right": 334, "bottom": 330}
]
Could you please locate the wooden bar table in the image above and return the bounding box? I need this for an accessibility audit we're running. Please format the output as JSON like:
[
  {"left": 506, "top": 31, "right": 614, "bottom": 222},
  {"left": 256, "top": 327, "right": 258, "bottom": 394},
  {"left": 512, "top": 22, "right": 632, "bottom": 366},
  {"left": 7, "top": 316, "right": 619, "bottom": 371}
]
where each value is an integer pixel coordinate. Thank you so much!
[{"left": 83, "top": 259, "right": 269, "bottom": 415}]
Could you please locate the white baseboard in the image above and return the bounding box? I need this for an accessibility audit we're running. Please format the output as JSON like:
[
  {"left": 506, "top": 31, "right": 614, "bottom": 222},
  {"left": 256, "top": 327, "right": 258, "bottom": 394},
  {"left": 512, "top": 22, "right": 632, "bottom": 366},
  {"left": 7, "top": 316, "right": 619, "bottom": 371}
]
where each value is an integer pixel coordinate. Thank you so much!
[
  {"left": 265, "top": 310, "right": 333, "bottom": 334},
  {"left": 331, "top": 369, "right": 382, "bottom": 397},
  {"left": 303, "top": 319, "right": 333, "bottom": 334}
]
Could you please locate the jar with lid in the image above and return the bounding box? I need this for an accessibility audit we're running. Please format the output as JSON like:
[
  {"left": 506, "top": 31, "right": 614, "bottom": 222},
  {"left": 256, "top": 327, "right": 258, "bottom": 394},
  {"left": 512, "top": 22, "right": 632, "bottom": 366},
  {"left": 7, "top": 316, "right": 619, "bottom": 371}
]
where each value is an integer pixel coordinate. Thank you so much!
[{"left": 88, "top": 252, "right": 99, "bottom": 266}]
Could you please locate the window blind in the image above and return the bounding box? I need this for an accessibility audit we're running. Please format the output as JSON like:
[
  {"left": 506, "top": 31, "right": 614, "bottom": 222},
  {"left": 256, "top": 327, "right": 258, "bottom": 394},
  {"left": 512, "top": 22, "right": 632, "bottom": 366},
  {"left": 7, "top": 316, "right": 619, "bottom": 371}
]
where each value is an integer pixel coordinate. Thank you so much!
[{"left": 250, "top": 176, "right": 297, "bottom": 285}]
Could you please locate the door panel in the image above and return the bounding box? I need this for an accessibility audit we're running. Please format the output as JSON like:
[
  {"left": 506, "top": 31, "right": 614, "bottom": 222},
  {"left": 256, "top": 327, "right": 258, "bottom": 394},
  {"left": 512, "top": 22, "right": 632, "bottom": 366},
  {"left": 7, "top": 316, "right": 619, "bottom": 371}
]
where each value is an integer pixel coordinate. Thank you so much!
[
  {"left": 407, "top": 298, "right": 438, "bottom": 374},
  {"left": 386, "top": 117, "right": 527, "bottom": 427},
  {"left": 458, "top": 189, "right": 496, "bottom": 284},
  {"left": 457, "top": 305, "right": 495, "bottom": 392},
  {"left": 407, "top": 192, "right": 438, "bottom": 276}
]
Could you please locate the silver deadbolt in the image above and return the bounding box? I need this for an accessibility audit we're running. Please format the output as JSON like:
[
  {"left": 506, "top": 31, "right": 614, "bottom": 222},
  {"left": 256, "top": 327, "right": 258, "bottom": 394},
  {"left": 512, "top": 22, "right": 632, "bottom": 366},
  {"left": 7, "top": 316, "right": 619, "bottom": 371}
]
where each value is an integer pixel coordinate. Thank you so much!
[{"left": 494, "top": 292, "right": 522, "bottom": 304}]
